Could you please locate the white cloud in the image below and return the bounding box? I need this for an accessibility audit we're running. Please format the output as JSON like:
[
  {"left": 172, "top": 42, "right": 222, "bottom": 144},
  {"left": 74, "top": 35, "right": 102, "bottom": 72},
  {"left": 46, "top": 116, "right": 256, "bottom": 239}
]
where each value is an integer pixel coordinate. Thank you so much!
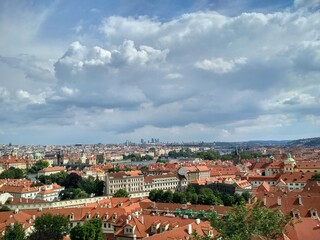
[
  {"left": 61, "top": 87, "right": 78, "bottom": 96},
  {"left": 195, "top": 57, "right": 247, "bottom": 73},
  {"left": 2, "top": 3, "right": 320, "bottom": 143},
  {"left": 16, "top": 90, "right": 47, "bottom": 105},
  {"left": 165, "top": 73, "right": 183, "bottom": 79}
]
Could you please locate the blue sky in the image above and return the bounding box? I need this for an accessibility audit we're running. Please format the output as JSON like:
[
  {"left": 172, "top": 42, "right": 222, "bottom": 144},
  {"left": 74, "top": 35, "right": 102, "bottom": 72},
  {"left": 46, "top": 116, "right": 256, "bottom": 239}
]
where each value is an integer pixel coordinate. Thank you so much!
[{"left": 0, "top": 0, "right": 320, "bottom": 145}]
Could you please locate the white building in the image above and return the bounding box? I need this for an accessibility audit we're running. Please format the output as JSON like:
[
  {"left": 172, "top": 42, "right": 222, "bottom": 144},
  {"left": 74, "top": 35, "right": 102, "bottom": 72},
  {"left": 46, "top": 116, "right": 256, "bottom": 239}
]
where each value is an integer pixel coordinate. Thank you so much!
[
  {"left": 144, "top": 174, "right": 187, "bottom": 193},
  {"left": 105, "top": 171, "right": 145, "bottom": 197}
]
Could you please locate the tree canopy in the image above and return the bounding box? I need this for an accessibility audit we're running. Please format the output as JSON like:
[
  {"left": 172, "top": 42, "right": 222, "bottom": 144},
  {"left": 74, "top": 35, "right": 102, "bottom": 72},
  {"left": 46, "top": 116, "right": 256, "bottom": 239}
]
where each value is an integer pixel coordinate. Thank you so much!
[
  {"left": 2, "top": 222, "right": 26, "bottom": 240},
  {"left": 38, "top": 172, "right": 104, "bottom": 200},
  {"left": 168, "top": 148, "right": 263, "bottom": 161},
  {"left": 0, "top": 167, "right": 24, "bottom": 179},
  {"left": 123, "top": 154, "right": 153, "bottom": 161},
  {"left": 28, "top": 213, "right": 70, "bottom": 240},
  {"left": 28, "top": 160, "right": 49, "bottom": 173},
  {"left": 210, "top": 202, "right": 292, "bottom": 240},
  {"left": 70, "top": 218, "right": 103, "bottom": 240},
  {"left": 149, "top": 186, "right": 249, "bottom": 206},
  {"left": 113, "top": 189, "right": 129, "bottom": 197},
  {"left": 311, "top": 174, "right": 320, "bottom": 181}
]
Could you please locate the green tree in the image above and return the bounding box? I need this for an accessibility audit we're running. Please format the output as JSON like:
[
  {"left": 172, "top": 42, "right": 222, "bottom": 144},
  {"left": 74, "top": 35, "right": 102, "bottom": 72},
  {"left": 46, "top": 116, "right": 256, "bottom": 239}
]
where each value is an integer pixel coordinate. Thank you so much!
[
  {"left": 70, "top": 224, "right": 84, "bottom": 240},
  {"left": 28, "top": 213, "right": 70, "bottom": 240},
  {"left": 65, "top": 172, "right": 83, "bottom": 188},
  {"left": 154, "top": 189, "right": 164, "bottom": 202},
  {"left": 60, "top": 188, "right": 89, "bottom": 200},
  {"left": 140, "top": 166, "right": 149, "bottom": 172},
  {"left": 161, "top": 190, "right": 173, "bottom": 203},
  {"left": 107, "top": 167, "right": 120, "bottom": 173},
  {"left": 241, "top": 192, "right": 251, "bottom": 203},
  {"left": 198, "top": 188, "right": 218, "bottom": 205},
  {"left": 113, "top": 189, "right": 129, "bottom": 197},
  {"left": 210, "top": 202, "right": 292, "bottom": 240},
  {"left": 173, "top": 191, "right": 187, "bottom": 204},
  {"left": 3, "top": 222, "right": 26, "bottom": 240},
  {"left": 0, "top": 206, "right": 11, "bottom": 211},
  {"left": 82, "top": 218, "right": 103, "bottom": 240},
  {"left": 311, "top": 174, "right": 320, "bottom": 181},
  {"left": 38, "top": 171, "right": 68, "bottom": 185},
  {"left": 28, "top": 160, "right": 49, "bottom": 173},
  {"left": 94, "top": 178, "right": 104, "bottom": 196},
  {"left": 70, "top": 218, "right": 103, "bottom": 240},
  {"left": 186, "top": 192, "right": 198, "bottom": 204},
  {"left": 80, "top": 176, "right": 96, "bottom": 195},
  {"left": 149, "top": 189, "right": 157, "bottom": 201},
  {"left": 0, "top": 167, "right": 24, "bottom": 179},
  {"left": 186, "top": 184, "right": 196, "bottom": 194}
]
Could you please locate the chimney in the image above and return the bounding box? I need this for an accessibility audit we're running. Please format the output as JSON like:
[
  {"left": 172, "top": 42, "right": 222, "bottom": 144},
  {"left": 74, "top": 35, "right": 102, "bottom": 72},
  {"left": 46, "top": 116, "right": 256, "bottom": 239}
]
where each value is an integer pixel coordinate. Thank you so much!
[
  {"left": 128, "top": 215, "right": 132, "bottom": 221},
  {"left": 133, "top": 235, "right": 137, "bottom": 240},
  {"left": 188, "top": 224, "right": 192, "bottom": 235},
  {"left": 32, "top": 215, "right": 36, "bottom": 220},
  {"left": 141, "top": 216, "right": 144, "bottom": 224},
  {"left": 298, "top": 195, "right": 303, "bottom": 205},
  {"left": 277, "top": 196, "right": 281, "bottom": 206},
  {"left": 195, "top": 219, "right": 200, "bottom": 225},
  {"left": 263, "top": 195, "right": 267, "bottom": 206}
]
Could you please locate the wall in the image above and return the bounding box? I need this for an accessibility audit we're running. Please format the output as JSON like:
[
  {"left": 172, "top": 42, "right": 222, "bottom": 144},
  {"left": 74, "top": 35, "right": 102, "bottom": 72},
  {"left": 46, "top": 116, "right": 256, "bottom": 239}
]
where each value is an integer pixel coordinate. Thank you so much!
[{"left": 6, "top": 196, "right": 111, "bottom": 210}]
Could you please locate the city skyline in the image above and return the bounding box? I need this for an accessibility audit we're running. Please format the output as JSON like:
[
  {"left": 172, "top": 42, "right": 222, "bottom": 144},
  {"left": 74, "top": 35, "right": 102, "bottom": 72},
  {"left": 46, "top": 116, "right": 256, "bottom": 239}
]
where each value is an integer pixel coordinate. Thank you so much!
[{"left": 1, "top": 0, "right": 320, "bottom": 145}]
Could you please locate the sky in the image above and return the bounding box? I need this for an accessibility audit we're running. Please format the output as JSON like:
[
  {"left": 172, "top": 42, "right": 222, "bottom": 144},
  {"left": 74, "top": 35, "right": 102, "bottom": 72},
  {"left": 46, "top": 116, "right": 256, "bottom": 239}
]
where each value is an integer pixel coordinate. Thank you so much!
[{"left": 0, "top": 0, "right": 320, "bottom": 145}]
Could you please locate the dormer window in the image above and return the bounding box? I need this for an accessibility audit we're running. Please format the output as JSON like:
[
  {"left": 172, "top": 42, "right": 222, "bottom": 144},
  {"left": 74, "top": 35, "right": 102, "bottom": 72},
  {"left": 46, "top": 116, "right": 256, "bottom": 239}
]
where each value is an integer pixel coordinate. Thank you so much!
[
  {"left": 125, "top": 226, "right": 133, "bottom": 234},
  {"left": 86, "top": 213, "right": 91, "bottom": 219},
  {"left": 104, "top": 214, "right": 109, "bottom": 220},
  {"left": 112, "top": 213, "right": 117, "bottom": 221},
  {"left": 292, "top": 210, "right": 300, "bottom": 218},
  {"left": 151, "top": 225, "right": 158, "bottom": 233},
  {"left": 310, "top": 209, "right": 318, "bottom": 219},
  {"left": 69, "top": 213, "right": 74, "bottom": 220},
  {"left": 95, "top": 214, "right": 100, "bottom": 218}
]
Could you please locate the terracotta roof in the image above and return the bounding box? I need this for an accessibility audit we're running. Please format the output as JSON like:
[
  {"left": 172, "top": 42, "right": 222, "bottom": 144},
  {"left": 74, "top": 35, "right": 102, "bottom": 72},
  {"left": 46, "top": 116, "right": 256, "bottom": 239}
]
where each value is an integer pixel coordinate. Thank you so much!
[
  {"left": 285, "top": 217, "right": 320, "bottom": 240},
  {"left": 145, "top": 220, "right": 217, "bottom": 240},
  {"left": 0, "top": 185, "right": 39, "bottom": 194},
  {"left": 296, "top": 161, "right": 320, "bottom": 169},
  {"left": 144, "top": 174, "right": 178, "bottom": 183},
  {"left": 39, "top": 166, "right": 65, "bottom": 173}
]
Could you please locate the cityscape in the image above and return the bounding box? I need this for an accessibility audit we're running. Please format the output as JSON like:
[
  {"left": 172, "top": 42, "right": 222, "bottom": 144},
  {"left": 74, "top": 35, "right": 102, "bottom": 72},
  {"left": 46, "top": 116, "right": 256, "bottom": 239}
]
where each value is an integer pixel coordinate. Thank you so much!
[{"left": 1, "top": 0, "right": 320, "bottom": 240}]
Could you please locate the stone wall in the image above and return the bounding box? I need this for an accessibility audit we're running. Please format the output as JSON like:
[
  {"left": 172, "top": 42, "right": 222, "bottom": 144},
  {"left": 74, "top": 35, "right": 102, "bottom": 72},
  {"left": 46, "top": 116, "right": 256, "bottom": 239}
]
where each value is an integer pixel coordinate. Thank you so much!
[{"left": 6, "top": 196, "right": 111, "bottom": 210}]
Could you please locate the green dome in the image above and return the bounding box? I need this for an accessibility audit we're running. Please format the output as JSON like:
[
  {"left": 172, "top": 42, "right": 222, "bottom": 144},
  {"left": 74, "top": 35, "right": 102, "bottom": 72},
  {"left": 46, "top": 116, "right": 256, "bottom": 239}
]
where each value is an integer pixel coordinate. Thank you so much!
[
  {"left": 284, "top": 153, "right": 295, "bottom": 164},
  {"left": 34, "top": 152, "right": 41, "bottom": 157}
]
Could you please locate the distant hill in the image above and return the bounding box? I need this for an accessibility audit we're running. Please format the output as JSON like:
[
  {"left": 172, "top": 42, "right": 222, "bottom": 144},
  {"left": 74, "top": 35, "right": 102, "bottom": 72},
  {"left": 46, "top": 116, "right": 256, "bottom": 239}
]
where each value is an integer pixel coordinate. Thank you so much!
[{"left": 287, "top": 137, "right": 320, "bottom": 147}]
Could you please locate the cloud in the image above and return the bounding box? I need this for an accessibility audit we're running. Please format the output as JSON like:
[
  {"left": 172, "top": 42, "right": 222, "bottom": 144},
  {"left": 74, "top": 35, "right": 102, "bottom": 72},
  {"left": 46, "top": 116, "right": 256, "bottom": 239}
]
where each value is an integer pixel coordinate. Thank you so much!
[
  {"left": 16, "top": 90, "right": 47, "bottom": 105},
  {"left": 294, "top": 0, "right": 320, "bottom": 9},
  {"left": 1, "top": 3, "right": 320, "bottom": 144},
  {"left": 0, "top": 87, "right": 10, "bottom": 103},
  {"left": 195, "top": 57, "right": 247, "bottom": 73}
]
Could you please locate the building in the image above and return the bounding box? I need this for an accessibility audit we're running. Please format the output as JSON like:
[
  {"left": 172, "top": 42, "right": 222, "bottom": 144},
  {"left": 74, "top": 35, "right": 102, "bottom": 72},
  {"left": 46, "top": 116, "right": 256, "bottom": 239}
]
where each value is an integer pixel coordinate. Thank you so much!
[
  {"left": 178, "top": 166, "right": 210, "bottom": 183},
  {"left": 144, "top": 174, "right": 187, "bottom": 193},
  {"left": 37, "top": 166, "right": 66, "bottom": 177},
  {"left": 105, "top": 171, "right": 145, "bottom": 197}
]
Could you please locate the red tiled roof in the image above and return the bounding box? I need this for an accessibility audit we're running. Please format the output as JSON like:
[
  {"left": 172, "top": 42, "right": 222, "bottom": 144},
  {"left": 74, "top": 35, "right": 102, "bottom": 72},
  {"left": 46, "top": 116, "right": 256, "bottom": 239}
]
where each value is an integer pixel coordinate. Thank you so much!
[{"left": 39, "top": 166, "right": 65, "bottom": 173}]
